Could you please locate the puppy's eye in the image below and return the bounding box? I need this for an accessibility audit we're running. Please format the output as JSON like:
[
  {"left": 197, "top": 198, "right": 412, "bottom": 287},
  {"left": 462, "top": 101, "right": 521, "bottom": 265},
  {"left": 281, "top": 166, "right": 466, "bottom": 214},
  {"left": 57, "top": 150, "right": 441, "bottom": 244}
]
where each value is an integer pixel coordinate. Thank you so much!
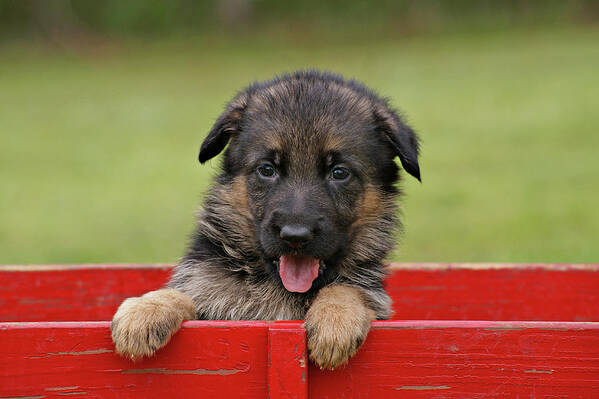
[
  {"left": 257, "top": 163, "right": 276, "bottom": 178},
  {"left": 330, "top": 167, "right": 350, "bottom": 181}
]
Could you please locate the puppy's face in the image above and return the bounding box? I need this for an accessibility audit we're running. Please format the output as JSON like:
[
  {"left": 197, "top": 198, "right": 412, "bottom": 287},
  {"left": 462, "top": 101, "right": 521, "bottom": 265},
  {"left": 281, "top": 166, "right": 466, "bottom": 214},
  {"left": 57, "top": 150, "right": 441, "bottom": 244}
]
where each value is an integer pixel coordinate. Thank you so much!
[{"left": 199, "top": 72, "right": 420, "bottom": 293}]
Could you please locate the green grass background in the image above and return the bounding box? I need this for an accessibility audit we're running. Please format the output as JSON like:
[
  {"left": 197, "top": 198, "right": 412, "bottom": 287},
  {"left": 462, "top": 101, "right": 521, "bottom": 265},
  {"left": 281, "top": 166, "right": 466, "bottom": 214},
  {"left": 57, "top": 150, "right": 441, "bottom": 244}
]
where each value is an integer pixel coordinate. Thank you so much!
[{"left": 1, "top": 25, "right": 598, "bottom": 264}]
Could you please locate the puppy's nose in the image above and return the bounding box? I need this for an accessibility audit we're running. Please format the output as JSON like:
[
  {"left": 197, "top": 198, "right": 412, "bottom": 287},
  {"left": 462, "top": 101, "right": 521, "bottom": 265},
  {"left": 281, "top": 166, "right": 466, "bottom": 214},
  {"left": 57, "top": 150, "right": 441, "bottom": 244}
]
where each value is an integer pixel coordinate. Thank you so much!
[{"left": 280, "top": 224, "right": 313, "bottom": 246}]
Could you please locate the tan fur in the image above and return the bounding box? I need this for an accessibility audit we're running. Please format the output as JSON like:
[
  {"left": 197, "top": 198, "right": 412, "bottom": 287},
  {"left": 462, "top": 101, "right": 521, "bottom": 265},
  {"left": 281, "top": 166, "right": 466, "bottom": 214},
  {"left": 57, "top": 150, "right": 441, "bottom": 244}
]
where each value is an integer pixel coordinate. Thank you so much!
[
  {"left": 304, "top": 285, "right": 375, "bottom": 370},
  {"left": 322, "top": 134, "right": 346, "bottom": 153},
  {"left": 336, "top": 185, "right": 397, "bottom": 313},
  {"left": 223, "top": 176, "right": 252, "bottom": 220},
  {"left": 112, "top": 71, "right": 418, "bottom": 368},
  {"left": 229, "top": 110, "right": 242, "bottom": 121},
  {"left": 195, "top": 178, "right": 258, "bottom": 268},
  {"left": 172, "top": 258, "right": 308, "bottom": 321},
  {"left": 351, "top": 185, "right": 384, "bottom": 230},
  {"left": 111, "top": 288, "right": 195, "bottom": 359}
]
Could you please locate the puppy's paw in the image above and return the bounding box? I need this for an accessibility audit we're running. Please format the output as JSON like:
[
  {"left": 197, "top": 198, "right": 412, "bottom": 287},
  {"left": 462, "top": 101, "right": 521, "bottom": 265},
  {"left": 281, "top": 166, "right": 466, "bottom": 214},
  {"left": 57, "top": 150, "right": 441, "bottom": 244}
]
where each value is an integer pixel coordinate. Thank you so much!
[
  {"left": 304, "top": 285, "right": 374, "bottom": 370},
  {"left": 111, "top": 288, "right": 195, "bottom": 360}
]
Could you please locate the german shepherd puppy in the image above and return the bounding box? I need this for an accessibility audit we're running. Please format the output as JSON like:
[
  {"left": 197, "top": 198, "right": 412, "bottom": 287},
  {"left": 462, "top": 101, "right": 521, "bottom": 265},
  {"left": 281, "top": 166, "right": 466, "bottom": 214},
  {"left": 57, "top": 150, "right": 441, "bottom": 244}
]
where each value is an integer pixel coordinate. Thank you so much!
[{"left": 111, "top": 70, "right": 420, "bottom": 370}]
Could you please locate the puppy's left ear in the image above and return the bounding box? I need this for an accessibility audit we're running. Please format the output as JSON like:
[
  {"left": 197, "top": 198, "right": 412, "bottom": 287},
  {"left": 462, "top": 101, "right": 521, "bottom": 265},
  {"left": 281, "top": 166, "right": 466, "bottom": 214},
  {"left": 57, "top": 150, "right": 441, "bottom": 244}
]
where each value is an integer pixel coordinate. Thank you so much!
[
  {"left": 199, "top": 92, "right": 249, "bottom": 163},
  {"left": 374, "top": 103, "right": 421, "bottom": 181}
]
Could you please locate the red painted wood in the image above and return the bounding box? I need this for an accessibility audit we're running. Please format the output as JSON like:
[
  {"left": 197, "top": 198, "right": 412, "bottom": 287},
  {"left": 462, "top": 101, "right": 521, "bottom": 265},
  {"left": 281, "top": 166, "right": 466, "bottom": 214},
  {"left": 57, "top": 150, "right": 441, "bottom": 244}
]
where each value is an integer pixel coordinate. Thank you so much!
[
  {"left": 386, "top": 263, "right": 599, "bottom": 321},
  {"left": 0, "top": 264, "right": 171, "bottom": 321},
  {"left": 1, "top": 321, "right": 597, "bottom": 398},
  {"left": 1, "top": 264, "right": 598, "bottom": 397},
  {"left": 0, "top": 321, "right": 269, "bottom": 398},
  {"left": 268, "top": 323, "right": 308, "bottom": 399},
  {"left": 309, "top": 321, "right": 599, "bottom": 398},
  {"left": 1, "top": 263, "right": 598, "bottom": 322}
]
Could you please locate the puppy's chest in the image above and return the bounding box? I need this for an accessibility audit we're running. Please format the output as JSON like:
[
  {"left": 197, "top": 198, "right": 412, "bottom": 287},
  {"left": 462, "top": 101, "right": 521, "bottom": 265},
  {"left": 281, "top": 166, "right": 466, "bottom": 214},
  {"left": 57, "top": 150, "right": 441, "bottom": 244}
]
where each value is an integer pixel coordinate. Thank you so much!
[{"left": 237, "top": 287, "right": 310, "bottom": 321}]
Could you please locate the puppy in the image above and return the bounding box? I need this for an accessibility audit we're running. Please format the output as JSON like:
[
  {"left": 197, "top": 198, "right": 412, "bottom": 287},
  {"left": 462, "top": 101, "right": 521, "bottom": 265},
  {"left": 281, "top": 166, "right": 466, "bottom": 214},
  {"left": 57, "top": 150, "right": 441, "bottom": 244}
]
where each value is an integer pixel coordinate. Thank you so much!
[{"left": 111, "top": 70, "right": 421, "bottom": 370}]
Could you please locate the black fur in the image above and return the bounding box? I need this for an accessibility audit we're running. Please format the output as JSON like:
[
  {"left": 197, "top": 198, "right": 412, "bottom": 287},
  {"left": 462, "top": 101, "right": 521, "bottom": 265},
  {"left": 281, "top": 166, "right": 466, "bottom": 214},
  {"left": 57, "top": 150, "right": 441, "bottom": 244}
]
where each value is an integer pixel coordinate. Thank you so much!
[{"left": 170, "top": 70, "right": 420, "bottom": 320}]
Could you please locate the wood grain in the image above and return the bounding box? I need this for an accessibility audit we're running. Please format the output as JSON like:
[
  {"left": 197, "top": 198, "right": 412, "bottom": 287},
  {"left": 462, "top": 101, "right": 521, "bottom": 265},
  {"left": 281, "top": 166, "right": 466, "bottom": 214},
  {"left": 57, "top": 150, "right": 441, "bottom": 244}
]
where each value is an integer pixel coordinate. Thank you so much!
[
  {"left": 1, "top": 321, "right": 598, "bottom": 398},
  {"left": 268, "top": 322, "right": 308, "bottom": 399},
  {"left": 310, "top": 321, "right": 599, "bottom": 398},
  {"left": 385, "top": 264, "right": 599, "bottom": 321},
  {"left": 0, "top": 265, "right": 171, "bottom": 321},
  {"left": 1, "top": 264, "right": 598, "bottom": 397},
  {"left": 1, "top": 263, "right": 597, "bottom": 322},
  {"left": 1, "top": 321, "right": 269, "bottom": 398}
]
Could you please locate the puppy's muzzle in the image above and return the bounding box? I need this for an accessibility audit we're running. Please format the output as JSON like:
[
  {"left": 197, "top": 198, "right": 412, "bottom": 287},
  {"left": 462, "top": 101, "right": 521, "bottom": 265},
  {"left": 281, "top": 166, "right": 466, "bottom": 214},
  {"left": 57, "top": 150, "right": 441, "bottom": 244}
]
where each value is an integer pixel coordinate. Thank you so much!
[
  {"left": 270, "top": 209, "right": 322, "bottom": 249},
  {"left": 280, "top": 224, "right": 313, "bottom": 248}
]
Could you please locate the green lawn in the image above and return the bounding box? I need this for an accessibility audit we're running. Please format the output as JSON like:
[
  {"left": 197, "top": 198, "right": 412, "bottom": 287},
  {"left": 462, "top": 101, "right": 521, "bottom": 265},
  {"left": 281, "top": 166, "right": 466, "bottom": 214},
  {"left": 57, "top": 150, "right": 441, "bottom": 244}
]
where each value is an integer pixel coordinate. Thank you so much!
[{"left": 1, "top": 26, "right": 598, "bottom": 264}]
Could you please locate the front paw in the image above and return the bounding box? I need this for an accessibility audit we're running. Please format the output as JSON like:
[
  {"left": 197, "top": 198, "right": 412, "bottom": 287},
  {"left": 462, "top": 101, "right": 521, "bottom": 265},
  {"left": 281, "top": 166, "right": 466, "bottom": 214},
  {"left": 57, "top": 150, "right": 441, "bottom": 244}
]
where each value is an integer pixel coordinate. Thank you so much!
[
  {"left": 304, "top": 285, "right": 374, "bottom": 370},
  {"left": 111, "top": 288, "right": 195, "bottom": 360}
]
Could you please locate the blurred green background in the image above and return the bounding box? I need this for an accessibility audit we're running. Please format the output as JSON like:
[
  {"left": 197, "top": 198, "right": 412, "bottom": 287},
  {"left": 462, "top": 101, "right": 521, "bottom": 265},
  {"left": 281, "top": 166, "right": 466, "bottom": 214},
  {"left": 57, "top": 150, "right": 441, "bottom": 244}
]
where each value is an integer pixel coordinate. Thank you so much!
[{"left": 1, "top": 1, "right": 598, "bottom": 264}]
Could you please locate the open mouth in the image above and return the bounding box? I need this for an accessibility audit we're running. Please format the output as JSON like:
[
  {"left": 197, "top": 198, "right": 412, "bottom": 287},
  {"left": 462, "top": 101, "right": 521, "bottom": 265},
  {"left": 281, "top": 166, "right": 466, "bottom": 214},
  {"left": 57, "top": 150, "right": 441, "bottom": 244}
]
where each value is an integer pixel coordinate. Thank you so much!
[{"left": 275, "top": 255, "right": 324, "bottom": 293}]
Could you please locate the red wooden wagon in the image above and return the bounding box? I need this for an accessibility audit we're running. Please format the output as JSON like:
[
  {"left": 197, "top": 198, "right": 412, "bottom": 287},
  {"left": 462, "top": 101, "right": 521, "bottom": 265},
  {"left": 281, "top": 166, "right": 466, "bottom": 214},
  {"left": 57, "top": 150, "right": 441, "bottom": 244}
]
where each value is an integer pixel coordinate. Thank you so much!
[{"left": 1, "top": 263, "right": 598, "bottom": 398}]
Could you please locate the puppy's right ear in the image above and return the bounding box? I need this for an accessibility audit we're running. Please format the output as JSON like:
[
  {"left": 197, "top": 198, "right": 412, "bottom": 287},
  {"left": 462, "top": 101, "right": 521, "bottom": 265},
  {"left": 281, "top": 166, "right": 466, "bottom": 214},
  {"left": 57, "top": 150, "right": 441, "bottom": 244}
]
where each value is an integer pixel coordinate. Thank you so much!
[
  {"left": 199, "top": 93, "right": 249, "bottom": 163},
  {"left": 373, "top": 102, "right": 421, "bottom": 182}
]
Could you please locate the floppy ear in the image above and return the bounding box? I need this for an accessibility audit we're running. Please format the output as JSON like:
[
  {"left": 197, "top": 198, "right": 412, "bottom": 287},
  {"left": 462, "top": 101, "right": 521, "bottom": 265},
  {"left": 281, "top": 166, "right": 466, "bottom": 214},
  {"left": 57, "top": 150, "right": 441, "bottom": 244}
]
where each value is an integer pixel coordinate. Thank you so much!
[
  {"left": 199, "top": 93, "right": 249, "bottom": 163},
  {"left": 373, "top": 103, "right": 421, "bottom": 181}
]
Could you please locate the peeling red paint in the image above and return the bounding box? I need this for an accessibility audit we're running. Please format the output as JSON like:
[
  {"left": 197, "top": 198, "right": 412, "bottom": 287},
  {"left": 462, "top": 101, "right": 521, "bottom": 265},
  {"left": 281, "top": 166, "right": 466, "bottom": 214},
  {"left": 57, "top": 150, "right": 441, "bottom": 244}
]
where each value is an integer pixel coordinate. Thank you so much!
[
  {"left": 28, "top": 349, "right": 112, "bottom": 359},
  {"left": 524, "top": 369, "right": 554, "bottom": 374},
  {"left": 268, "top": 325, "right": 307, "bottom": 399},
  {"left": 0, "top": 396, "right": 46, "bottom": 399},
  {"left": 395, "top": 385, "right": 452, "bottom": 390},
  {"left": 43, "top": 387, "right": 78, "bottom": 392},
  {"left": 3, "top": 263, "right": 599, "bottom": 322},
  {"left": 1, "top": 263, "right": 598, "bottom": 398},
  {"left": 122, "top": 367, "right": 247, "bottom": 376}
]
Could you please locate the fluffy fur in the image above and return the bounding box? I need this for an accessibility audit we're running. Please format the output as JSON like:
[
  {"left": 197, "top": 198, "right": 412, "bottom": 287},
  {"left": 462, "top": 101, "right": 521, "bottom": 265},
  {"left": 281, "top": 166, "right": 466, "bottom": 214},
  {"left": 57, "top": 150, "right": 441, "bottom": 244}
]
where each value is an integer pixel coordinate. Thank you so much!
[{"left": 111, "top": 70, "right": 420, "bottom": 369}]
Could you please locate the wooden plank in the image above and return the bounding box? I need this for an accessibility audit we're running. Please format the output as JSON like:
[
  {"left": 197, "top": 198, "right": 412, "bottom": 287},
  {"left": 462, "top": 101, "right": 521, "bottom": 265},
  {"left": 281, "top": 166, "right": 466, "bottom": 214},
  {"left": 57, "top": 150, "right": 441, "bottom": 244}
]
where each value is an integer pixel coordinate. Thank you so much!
[
  {"left": 309, "top": 321, "right": 599, "bottom": 398},
  {"left": 0, "top": 264, "right": 171, "bottom": 271},
  {"left": 0, "top": 265, "right": 171, "bottom": 321},
  {"left": 1, "top": 263, "right": 598, "bottom": 322},
  {"left": 268, "top": 323, "right": 308, "bottom": 399},
  {"left": 389, "top": 263, "right": 599, "bottom": 271},
  {"left": 1, "top": 321, "right": 597, "bottom": 398},
  {"left": 386, "top": 264, "right": 599, "bottom": 321},
  {"left": 0, "top": 321, "right": 269, "bottom": 399}
]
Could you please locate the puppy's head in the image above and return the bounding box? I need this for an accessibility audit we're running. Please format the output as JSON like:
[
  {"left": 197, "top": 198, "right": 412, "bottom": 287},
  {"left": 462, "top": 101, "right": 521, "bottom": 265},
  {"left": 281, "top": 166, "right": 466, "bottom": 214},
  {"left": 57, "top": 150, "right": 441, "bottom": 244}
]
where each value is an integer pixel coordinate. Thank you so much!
[{"left": 199, "top": 71, "right": 420, "bottom": 293}]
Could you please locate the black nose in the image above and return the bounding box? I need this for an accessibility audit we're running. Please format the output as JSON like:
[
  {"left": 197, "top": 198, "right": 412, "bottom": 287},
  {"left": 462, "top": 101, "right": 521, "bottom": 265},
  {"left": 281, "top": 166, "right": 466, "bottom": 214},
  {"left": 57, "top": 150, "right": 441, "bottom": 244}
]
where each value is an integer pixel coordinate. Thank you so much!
[{"left": 280, "top": 224, "right": 313, "bottom": 246}]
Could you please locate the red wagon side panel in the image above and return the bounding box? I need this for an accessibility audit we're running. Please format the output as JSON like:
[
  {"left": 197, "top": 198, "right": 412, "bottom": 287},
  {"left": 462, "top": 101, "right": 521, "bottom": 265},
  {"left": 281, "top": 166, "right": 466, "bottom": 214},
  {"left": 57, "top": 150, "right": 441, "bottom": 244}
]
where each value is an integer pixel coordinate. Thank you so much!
[
  {"left": 268, "top": 323, "right": 308, "bottom": 399},
  {"left": 0, "top": 264, "right": 171, "bottom": 322},
  {"left": 386, "top": 263, "right": 599, "bottom": 321},
  {"left": 2, "top": 263, "right": 598, "bottom": 322},
  {"left": 1, "top": 264, "right": 598, "bottom": 397},
  {"left": 310, "top": 321, "right": 599, "bottom": 398},
  {"left": 0, "top": 321, "right": 269, "bottom": 399},
  {"left": 1, "top": 321, "right": 598, "bottom": 398}
]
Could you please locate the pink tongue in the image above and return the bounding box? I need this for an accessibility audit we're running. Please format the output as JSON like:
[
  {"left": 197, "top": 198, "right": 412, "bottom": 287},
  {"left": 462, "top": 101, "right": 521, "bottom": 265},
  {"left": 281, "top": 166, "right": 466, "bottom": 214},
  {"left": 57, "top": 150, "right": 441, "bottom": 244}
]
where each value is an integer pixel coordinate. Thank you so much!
[{"left": 279, "top": 255, "right": 320, "bottom": 293}]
